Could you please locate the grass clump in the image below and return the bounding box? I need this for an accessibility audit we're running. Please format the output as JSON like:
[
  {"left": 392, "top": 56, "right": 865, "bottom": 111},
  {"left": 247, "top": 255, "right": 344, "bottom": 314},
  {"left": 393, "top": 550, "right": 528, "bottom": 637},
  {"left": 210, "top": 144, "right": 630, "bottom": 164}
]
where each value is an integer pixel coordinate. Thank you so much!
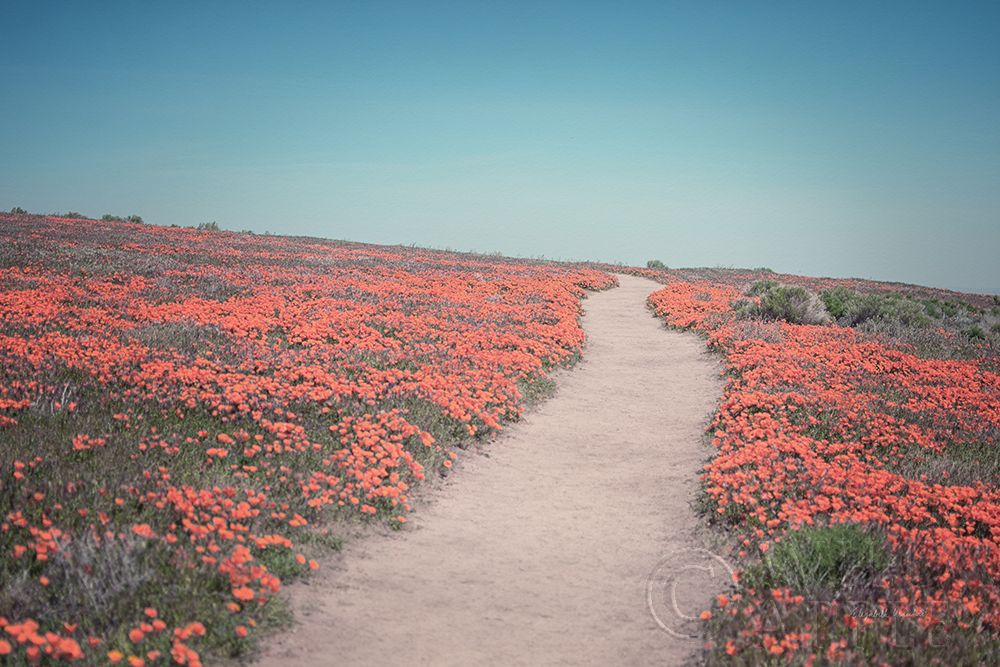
[{"left": 743, "top": 524, "right": 891, "bottom": 596}]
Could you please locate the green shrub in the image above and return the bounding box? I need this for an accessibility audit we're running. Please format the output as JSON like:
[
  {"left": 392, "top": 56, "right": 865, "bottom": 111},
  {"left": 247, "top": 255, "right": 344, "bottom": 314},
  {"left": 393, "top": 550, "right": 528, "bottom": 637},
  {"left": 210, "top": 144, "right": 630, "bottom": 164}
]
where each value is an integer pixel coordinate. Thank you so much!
[
  {"left": 941, "top": 301, "right": 960, "bottom": 317},
  {"left": 820, "top": 286, "right": 855, "bottom": 320},
  {"left": 821, "top": 287, "right": 933, "bottom": 328},
  {"left": 746, "top": 279, "right": 779, "bottom": 296},
  {"left": 921, "top": 299, "right": 944, "bottom": 318},
  {"left": 100, "top": 213, "right": 143, "bottom": 224},
  {"left": 646, "top": 259, "right": 667, "bottom": 269},
  {"left": 843, "top": 294, "right": 931, "bottom": 328},
  {"left": 197, "top": 221, "right": 220, "bottom": 231},
  {"left": 9, "top": 206, "right": 28, "bottom": 215},
  {"left": 742, "top": 281, "right": 828, "bottom": 325}
]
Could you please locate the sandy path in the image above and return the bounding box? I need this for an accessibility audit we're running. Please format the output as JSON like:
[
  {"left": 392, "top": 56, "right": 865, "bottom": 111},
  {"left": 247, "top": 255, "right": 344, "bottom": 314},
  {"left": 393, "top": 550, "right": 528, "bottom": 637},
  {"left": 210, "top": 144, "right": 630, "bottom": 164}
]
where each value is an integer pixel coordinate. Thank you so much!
[{"left": 257, "top": 275, "right": 723, "bottom": 666}]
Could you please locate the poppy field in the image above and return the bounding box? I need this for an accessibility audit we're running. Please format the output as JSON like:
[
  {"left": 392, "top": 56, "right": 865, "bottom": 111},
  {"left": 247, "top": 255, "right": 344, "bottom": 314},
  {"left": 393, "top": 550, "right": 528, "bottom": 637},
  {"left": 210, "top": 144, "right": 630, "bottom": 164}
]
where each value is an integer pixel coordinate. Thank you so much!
[
  {"left": 642, "top": 269, "right": 999, "bottom": 665},
  {"left": 0, "top": 213, "right": 614, "bottom": 664},
  {"left": 3, "top": 211, "right": 997, "bottom": 666}
]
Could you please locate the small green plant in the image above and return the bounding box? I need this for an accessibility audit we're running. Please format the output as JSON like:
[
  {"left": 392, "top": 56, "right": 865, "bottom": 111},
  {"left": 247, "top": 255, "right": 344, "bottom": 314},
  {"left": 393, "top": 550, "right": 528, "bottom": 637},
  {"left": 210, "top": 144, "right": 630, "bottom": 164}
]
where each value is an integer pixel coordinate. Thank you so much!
[
  {"left": 646, "top": 259, "right": 667, "bottom": 269},
  {"left": 9, "top": 206, "right": 28, "bottom": 215},
  {"left": 964, "top": 325, "right": 986, "bottom": 341},
  {"left": 197, "top": 221, "right": 220, "bottom": 231},
  {"left": 743, "top": 524, "right": 891, "bottom": 596},
  {"left": 921, "top": 299, "right": 944, "bottom": 318}
]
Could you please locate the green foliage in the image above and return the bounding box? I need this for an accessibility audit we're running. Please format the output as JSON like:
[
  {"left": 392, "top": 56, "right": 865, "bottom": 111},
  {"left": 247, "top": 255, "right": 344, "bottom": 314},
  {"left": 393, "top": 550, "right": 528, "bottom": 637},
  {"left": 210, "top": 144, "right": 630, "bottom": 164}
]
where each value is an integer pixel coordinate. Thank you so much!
[
  {"left": 964, "top": 325, "right": 986, "bottom": 341},
  {"left": 102, "top": 214, "right": 144, "bottom": 224},
  {"left": 921, "top": 299, "right": 943, "bottom": 318},
  {"left": 819, "top": 285, "right": 854, "bottom": 320},
  {"left": 10, "top": 206, "right": 28, "bottom": 214},
  {"left": 820, "top": 287, "right": 933, "bottom": 328},
  {"left": 849, "top": 294, "right": 932, "bottom": 327},
  {"left": 741, "top": 281, "right": 828, "bottom": 325},
  {"left": 516, "top": 374, "right": 557, "bottom": 407},
  {"left": 743, "top": 524, "right": 891, "bottom": 596},
  {"left": 646, "top": 259, "right": 667, "bottom": 269},
  {"left": 196, "top": 221, "right": 221, "bottom": 231},
  {"left": 746, "top": 279, "right": 779, "bottom": 296}
]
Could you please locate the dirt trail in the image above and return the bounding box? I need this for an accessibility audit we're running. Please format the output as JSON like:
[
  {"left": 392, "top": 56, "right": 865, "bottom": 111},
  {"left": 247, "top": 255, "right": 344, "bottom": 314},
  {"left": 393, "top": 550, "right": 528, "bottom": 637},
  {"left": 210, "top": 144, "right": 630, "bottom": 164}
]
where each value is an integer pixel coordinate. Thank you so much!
[{"left": 257, "top": 275, "right": 723, "bottom": 666}]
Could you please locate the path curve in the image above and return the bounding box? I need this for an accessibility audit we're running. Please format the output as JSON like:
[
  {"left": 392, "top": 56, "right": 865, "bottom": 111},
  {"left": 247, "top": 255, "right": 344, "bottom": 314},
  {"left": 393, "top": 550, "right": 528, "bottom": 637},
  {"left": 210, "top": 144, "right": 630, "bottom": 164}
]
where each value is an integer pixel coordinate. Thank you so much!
[{"left": 257, "top": 275, "right": 723, "bottom": 666}]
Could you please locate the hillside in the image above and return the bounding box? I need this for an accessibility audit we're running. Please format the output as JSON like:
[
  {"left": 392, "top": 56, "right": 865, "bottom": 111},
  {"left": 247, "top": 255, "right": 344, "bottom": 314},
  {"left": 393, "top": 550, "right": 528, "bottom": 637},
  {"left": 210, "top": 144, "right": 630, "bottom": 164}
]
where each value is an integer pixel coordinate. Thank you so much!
[
  {"left": 1, "top": 212, "right": 997, "bottom": 665},
  {"left": 0, "top": 213, "right": 612, "bottom": 663}
]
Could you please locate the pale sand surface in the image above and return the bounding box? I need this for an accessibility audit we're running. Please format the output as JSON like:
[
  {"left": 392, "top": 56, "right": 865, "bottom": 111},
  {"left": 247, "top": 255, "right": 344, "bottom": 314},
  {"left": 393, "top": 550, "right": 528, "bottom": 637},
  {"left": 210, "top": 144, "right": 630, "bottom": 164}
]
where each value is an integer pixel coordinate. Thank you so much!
[{"left": 256, "top": 275, "right": 723, "bottom": 666}]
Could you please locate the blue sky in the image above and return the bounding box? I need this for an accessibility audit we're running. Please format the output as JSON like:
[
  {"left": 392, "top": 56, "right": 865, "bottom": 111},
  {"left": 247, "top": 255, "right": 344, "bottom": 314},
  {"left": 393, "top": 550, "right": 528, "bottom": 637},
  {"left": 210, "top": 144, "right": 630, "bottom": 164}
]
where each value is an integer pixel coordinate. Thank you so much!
[{"left": 2, "top": 2, "right": 999, "bottom": 293}]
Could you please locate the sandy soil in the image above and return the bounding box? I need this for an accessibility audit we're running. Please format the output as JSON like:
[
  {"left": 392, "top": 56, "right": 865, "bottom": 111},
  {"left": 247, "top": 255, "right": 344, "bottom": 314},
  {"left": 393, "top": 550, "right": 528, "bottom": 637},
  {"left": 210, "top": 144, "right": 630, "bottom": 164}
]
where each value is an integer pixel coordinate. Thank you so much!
[{"left": 256, "top": 275, "right": 724, "bottom": 666}]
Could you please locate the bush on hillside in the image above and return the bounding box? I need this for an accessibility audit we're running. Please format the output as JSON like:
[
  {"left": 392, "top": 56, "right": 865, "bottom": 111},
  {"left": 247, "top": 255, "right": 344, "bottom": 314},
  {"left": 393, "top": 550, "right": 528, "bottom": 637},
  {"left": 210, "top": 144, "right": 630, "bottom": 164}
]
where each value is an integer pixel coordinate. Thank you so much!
[
  {"left": 646, "top": 259, "right": 667, "bottom": 269},
  {"left": 739, "top": 281, "right": 829, "bottom": 325},
  {"left": 101, "top": 214, "right": 144, "bottom": 224},
  {"left": 845, "top": 294, "right": 930, "bottom": 328},
  {"left": 746, "top": 279, "right": 779, "bottom": 296},
  {"left": 820, "top": 287, "right": 932, "bottom": 328},
  {"left": 819, "top": 285, "right": 854, "bottom": 320}
]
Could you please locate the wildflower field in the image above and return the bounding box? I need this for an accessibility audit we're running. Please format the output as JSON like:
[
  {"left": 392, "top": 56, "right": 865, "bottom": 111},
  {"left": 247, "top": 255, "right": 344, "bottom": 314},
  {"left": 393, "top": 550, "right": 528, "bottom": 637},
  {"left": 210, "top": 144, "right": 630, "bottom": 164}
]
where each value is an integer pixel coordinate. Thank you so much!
[
  {"left": 641, "top": 268, "right": 1000, "bottom": 665},
  {"left": 0, "top": 213, "right": 613, "bottom": 664},
  {"left": 3, "top": 212, "right": 997, "bottom": 666}
]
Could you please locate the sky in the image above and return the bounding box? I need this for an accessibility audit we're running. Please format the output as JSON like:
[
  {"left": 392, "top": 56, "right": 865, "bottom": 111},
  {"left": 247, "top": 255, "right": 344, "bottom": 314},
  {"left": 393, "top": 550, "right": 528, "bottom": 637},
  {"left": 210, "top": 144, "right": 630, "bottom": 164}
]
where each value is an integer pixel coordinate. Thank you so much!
[{"left": 2, "top": 2, "right": 999, "bottom": 294}]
